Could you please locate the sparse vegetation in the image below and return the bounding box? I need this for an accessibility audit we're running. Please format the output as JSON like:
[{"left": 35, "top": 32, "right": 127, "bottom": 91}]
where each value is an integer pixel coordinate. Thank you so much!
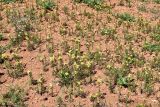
[{"left": 0, "top": 0, "right": 159, "bottom": 106}]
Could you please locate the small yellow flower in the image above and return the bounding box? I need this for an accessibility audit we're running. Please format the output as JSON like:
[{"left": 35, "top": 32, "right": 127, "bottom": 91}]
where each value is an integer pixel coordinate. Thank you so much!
[
  {"left": 1, "top": 53, "right": 9, "bottom": 59},
  {"left": 65, "top": 72, "right": 69, "bottom": 76},
  {"left": 73, "top": 62, "right": 79, "bottom": 69},
  {"left": 97, "top": 78, "right": 103, "bottom": 84},
  {"left": 86, "top": 61, "right": 93, "bottom": 68},
  {"left": 49, "top": 83, "right": 53, "bottom": 87},
  {"left": 50, "top": 55, "right": 55, "bottom": 62},
  {"left": 107, "top": 64, "right": 111, "bottom": 69}
]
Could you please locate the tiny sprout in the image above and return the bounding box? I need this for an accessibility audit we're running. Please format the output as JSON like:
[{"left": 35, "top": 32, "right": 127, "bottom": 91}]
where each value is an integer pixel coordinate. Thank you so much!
[
  {"left": 27, "top": 70, "right": 33, "bottom": 84},
  {"left": 49, "top": 83, "right": 54, "bottom": 97},
  {"left": 37, "top": 75, "right": 45, "bottom": 95},
  {"left": 27, "top": 70, "right": 32, "bottom": 76},
  {"left": 49, "top": 55, "right": 55, "bottom": 63}
]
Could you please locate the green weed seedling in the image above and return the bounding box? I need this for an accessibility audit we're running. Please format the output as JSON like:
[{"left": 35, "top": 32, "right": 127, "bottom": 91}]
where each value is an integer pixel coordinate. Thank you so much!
[
  {"left": 90, "top": 92, "right": 106, "bottom": 107},
  {"left": 138, "top": 4, "right": 147, "bottom": 12},
  {"left": 59, "top": 66, "right": 72, "bottom": 86},
  {"left": 36, "top": 0, "right": 56, "bottom": 10},
  {"left": 74, "top": 0, "right": 105, "bottom": 10},
  {"left": 143, "top": 42, "right": 160, "bottom": 52},
  {"left": 101, "top": 27, "right": 116, "bottom": 40},
  {"left": 4, "top": 60, "right": 26, "bottom": 78},
  {"left": 39, "top": 55, "right": 49, "bottom": 72},
  {"left": 150, "top": 24, "right": 160, "bottom": 41},
  {"left": 117, "top": 13, "right": 135, "bottom": 22},
  {"left": 137, "top": 69, "right": 153, "bottom": 95},
  {"left": 27, "top": 70, "right": 38, "bottom": 85},
  {"left": 6, "top": 9, "right": 33, "bottom": 47},
  {"left": 36, "top": 74, "right": 46, "bottom": 95},
  {"left": 124, "top": 32, "right": 134, "bottom": 42},
  {"left": 1, "top": 0, "right": 16, "bottom": 4},
  {"left": 151, "top": 56, "right": 160, "bottom": 71},
  {"left": 154, "top": 0, "right": 160, "bottom": 4},
  {"left": 56, "top": 96, "right": 66, "bottom": 107},
  {"left": 0, "top": 86, "right": 26, "bottom": 107},
  {"left": 0, "top": 34, "right": 4, "bottom": 41},
  {"left": 26, "top": 35, "right": 41, "bottom": 51}
]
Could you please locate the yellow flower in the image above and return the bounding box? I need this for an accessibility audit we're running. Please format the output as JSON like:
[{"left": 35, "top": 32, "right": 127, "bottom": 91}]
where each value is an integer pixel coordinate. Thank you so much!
[
  {"left": 86, "top": 61, "right": 93, "bottom": 68},
  {"left": 107, "top": 64, "right": 111, "bottom": 69},
  {"left": 73, "top": 62, "right": 79, "bottom": 69},
  {"left": 65, "top": 72, "right": 69, "bottom": 76},
  {"left": 1, "top": 53, "right": 9, "bottom": 59},
  {"left": 97, "top": 78, "right": 103, "bottom": 84},
  {"left": 50, "top": 55, "right": 55, "bottom": 62},
  {"left": 49, "top": 83, "right": 53, "bottom": 87}
]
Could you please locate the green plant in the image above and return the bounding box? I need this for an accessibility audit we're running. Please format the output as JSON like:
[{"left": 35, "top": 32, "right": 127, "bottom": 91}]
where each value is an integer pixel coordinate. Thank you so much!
[
  {"left": 59, "top": 66, "right": 72, "bottom": 86},
  {"left": 90, "top": 92, "right": 106, "bottom": 107},
  {"left": 36, "top": 0, "right": 56, "bottom": 10},
  {"left": 6, "top": 9, "right": 32, "bottom": 47},
  {"left": 117, "top": 13, "right": 135, "bottom": 22},
  {"left": 154, "top": 0, "right": 160, "bottom": 4},
  {"left": 26, "top": 35, "right": 41, "bottom": 51},
  {"left": 4, "top": 60, "right": 26, "bottom": 78},
  {"left": 101, "top": 27, "right": 116, "bottom": 39},
  {"left": 0, "top": 86, "right": 26, "bottom": 107},
  {"left": 143, "top": 42, "right": 160, "bottom": 52},
  {"left": 151, "top": 56, "right": 160, "bottom": 71},
  {"left": 124, "top": 32, "right": 134, "bottom": 41},
  {"left": 137, "top": 4, "right": 147, "bottom": 12},
  {"left": 56, "top": 96, "right": 66, "bottom": 107},
  {"left": 137, "top": 69, "right": 153, "bottom": 95},
  {"left": 150, "top": 24, "right": 160, "bottom": 41},
  {"left": 1, "top": 0, "right": 15, "bottom": 4},
  {"left": 74, "top": 0, "right": 105, "bottom": 10},
  {"left": 36, "top": 74, "right": 46, "bottom": 95},
  {"left": 0, "top": 34, "right": 4, "bottom": 41},
  {"left": 27, "top": 70, "right": 37, "bottom": 85},
  {"left": 106, "top": 65, "right": 135, "bottom": 90}
]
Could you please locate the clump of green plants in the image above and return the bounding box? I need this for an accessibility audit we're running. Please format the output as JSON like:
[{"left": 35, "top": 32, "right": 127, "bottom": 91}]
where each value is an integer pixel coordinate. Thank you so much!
[
  {"left": 27, "top": 70, "right": 37, "bottom": 85},
  {"left": 39, "top": 55, "right": 49, "bottom": 72},
  {"left": 0, "top": 34, "right": 4, "bottom": 41},
  {"left": 1, "top": 0, "right": 23, "bottom": 3},
  {"left": 137, "top": 68, "right": 153, "bottom": 95},
  {"left": 150, "top": 24, "right": 160, "bottom": 41},
  {"left": 154, "top": 0, "right": 160, "bottom": 4},
  {"left": 137, "top": 4, "right": 147, "bottom": 12},
  {"left": 51, "top": 45, "right": 102, "bottom": 87},
  {"left": 0, "top": 86, "right": 26, "bottom": 107},
  {"left": 123, "top": 47, "right": 143, "bottom": 67},
  {"left": 26, "top": 35, "right": 41, "bottom": 51},
  {"left": 56, "top": 96, "right": 66, "bottom": 107},
  {"left": 101, "top": 27, "right": 116, "bottom": 40},
  {"left": 151, "top": 56, "right": 160, "bottom": 71},
  {"left": 36, "top": 74, "right": 46, "bottom": 95},
  {"left": 90, "top": 92, "right": 106, "bottom": 107},
  {"left": 36, "top": 0, "right": 56, "bottom": 10},
  {"left": 117, "top": 13, "right": 135, "bottom": 22},
  {"left": 4, "top": 53, "right": 26, "bottom": 78},
  {"left": 74, "top": 0, "right": 106, "bottom": 10},
  {"left": 137, "top": 18, "right": 151, "bottom": 34},
  {"left": 6, "top": 9, "right": 32, "bottom": 47},
  {"left": 143, "top": 42, "right": 160, "bottom": 52},
  {"left": 106, "top": 65, "right": 136, "bottom": 92},
  {"left": 124, "top": 32, "right": 134, "bottom": 41}
]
